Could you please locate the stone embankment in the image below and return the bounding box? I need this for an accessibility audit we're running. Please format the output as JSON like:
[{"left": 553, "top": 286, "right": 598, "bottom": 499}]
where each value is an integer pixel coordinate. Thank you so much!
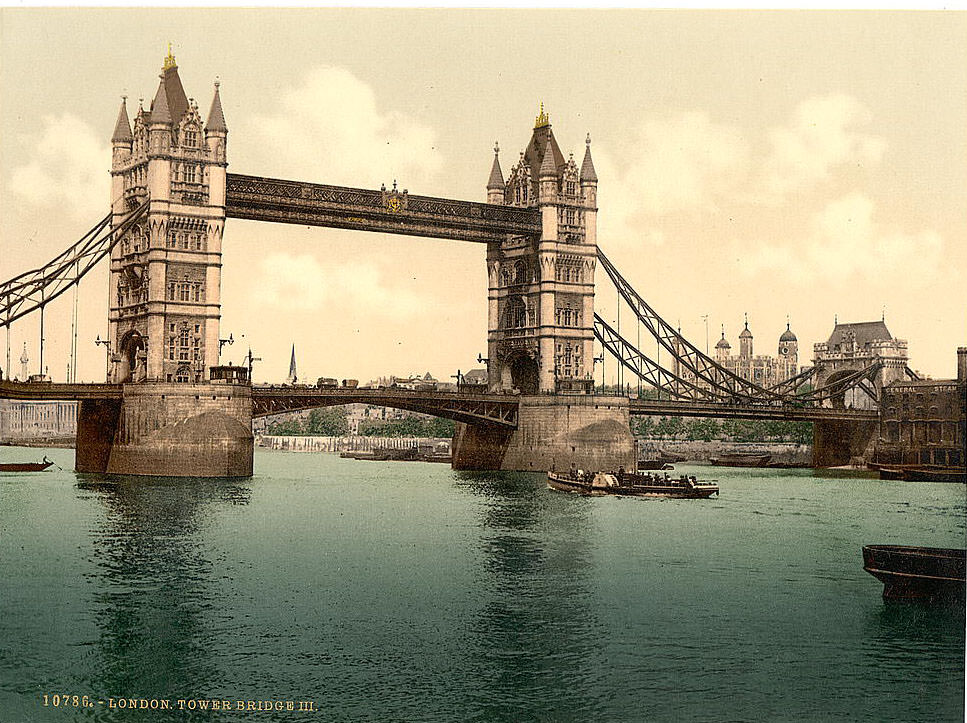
[{"left": 637, "top": 439, "right": 812, "bottom": 466}]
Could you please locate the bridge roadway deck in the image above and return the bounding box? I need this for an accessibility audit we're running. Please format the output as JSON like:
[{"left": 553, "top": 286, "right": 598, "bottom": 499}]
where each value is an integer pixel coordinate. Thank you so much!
[
  {"left": 0, "top": 381, "right": 878, "bottom": 425},
  {"left": 251, "top": 386, "right": 520, "bottom": 427}
]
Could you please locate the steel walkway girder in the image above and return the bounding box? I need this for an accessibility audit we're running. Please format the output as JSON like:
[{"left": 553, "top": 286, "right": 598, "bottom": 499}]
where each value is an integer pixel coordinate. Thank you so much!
[{"left": 225, "top": 173, "right": 541, "bottom": 243}]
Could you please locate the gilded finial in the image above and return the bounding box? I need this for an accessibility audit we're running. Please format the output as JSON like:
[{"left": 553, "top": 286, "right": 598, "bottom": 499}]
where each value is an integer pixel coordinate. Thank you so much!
[
  {"left": 163, "top": 43, "right": 176, "bottom": 71},
  {"left": 586, "top": 132, "right": 591, "bottom": 146},
  {"left": 494, "top": 141, "right": 500, "bottom": 156},
  {"left": 534, "top": 101, "right": 549, "bottom": 129}
]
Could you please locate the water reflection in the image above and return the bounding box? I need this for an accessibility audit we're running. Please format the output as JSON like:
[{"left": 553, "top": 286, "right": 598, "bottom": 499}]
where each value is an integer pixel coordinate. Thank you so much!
[
  {"left": 75, "top": 474, "right": 250, "bottom": 710},
  {"left": 454, "top": 472, "right": 609, "bottom": 721}
]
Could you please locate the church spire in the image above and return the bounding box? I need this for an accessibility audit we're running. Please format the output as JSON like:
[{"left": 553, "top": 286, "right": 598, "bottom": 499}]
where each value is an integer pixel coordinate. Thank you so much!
[
  {"left": 286, "top": 344, "right": 298, "bottom": 385},
  {"left": 112, "top": 97, "right": 133, "bottom": 143}
]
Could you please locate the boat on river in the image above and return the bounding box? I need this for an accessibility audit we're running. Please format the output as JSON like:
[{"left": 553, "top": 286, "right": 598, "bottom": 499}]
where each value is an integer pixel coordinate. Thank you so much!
[
  {"left": 547, "top": 470, "right": 719, "bottom": 498},
  {"left": 709, "top": 453, "right": 772, "bottom": 467},
  {"left": 0, "top": 456, "right": 53, "bottom": 472},
  {"left": 872, "top": 464, "right": 966, "bottom": 483},
  {"left": 862, "top": 545, "right": 966, "bottom": 603}
]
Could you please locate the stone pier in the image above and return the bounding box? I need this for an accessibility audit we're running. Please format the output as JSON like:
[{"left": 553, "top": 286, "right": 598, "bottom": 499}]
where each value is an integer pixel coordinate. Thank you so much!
[
  {"left": 452, "top": 395, "right": 635, "bottom": 473},
  {"left": 76, "top": 382, "right": 253, "bottom": 477}
]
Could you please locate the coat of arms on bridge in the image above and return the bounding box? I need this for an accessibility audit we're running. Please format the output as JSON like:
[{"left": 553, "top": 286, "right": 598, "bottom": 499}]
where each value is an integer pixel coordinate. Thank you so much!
[{"left": 381, "top": 181, "right": 407, "bottom": 213}]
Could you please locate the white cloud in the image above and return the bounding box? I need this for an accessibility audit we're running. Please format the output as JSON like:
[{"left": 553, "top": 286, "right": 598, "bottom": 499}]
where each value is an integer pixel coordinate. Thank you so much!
[
  {"left": 761, "top": 94, "right": 886, "bottom": 196},
  {"left": 7, "top": 113, "right": 109, "bottom": 220},
  {"left": 745, "top": 193, "right": 945, "bottom": 286},
  {"left": 242, "top": 66, "right": 443, "bottom": 189},
  {"left": 256, "top": 251, "right": 429, "bottom": 319}
]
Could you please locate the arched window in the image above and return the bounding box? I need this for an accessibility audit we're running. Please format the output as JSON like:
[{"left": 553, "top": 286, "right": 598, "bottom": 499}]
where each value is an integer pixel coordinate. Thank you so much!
[
  {"left": 514, "top": 260, "right": 528, "bottom": 285},
  {"left": 504, "top": 297, "right": 527, "bottom": 329}
]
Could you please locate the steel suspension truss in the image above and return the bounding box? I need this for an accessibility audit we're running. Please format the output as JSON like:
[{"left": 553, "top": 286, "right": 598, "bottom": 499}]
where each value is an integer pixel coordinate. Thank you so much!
[
  {"left": 594, "top": 313, "right": 733, "bottom": 402},
  {"left": 0, "top": 201, "right": 148, "bottom": 328},
  {"left": 595, "top": 247, "right": 884, "bottom": 407},
  {"left": 596, "top": 247, "right": 785, "bottom": 402}
]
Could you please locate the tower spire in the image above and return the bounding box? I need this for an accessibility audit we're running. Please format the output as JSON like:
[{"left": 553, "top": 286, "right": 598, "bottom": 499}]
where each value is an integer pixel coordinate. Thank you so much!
[
  {"left": 539, "top": 136, "right": 557, "bottom": 178},
  {"left": 580, "top": 132, "right": 598, "bottom": 183},
  {"left": 487, "top": 141, "right": 504, "bottom": 190},
  {"left": 206, "top": 80, "right": 228, "bottom": 133},
  {"left": 149, "top": 76, "right": 172, "bottom": 125},
  {"left": 112, "top": 96, "right": 133, "bottom": 143}
]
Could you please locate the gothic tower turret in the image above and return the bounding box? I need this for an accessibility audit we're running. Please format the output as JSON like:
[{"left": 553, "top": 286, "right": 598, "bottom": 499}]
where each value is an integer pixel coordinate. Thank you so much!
[
  {"left": 485, "top": 105, "right": 597, "bottom": 394},
  {"left": 715, "top": 326, "right": 731, "bottom": 363},
  {"left": 107, "top": 50, "right": 227, "bottom": 384},
  {"left": 486, "top": 142, "right": 504, "bottom": 205},
  {"left": 739, "top": 314, "right": 753, "bottom": 360},
  {"left": 778, "top": 319, "right": 798, "bottom": 377}
]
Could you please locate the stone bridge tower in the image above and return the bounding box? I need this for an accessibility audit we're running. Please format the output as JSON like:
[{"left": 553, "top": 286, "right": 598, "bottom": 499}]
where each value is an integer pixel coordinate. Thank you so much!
[
  {"left": 485, "top": 106, "right": 598, "bottom": 394},
  {"left": 812, "top": 319, "right": 908, "bottom": 410},
  {"left": 108, "top": 49, "right": 227, "bottom": 385},
  {"left": 77, "top": 50, "right": 252, "bottom": 479}
]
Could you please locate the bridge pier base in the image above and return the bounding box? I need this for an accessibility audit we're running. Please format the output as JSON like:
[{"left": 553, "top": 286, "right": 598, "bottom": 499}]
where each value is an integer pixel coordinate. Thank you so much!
[
  {"left": 812, "top": 419, "right": 878, "bottom": 468},
  {"left": 452, "top": 395, "right": 635, "bottom": 473},
  {"left": 76, "top": 382, "right": 253, "bottom": 477}
]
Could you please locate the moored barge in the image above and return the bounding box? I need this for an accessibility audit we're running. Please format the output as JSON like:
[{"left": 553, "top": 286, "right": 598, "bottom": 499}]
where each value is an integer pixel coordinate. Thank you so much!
[{"left": 862, "top": 545, "right": 966, "bottom": 603}]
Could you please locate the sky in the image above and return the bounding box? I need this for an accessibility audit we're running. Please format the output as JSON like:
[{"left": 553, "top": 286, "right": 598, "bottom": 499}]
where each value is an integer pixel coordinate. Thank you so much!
[{"left": 1, "top": 9, "right": 965, "bottom": 384}]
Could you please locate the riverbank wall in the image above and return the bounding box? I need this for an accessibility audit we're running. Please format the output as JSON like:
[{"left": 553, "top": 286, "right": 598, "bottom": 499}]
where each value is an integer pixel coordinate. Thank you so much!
[{"left": 637, "top": 439, "right": 812, "bottom": 465}]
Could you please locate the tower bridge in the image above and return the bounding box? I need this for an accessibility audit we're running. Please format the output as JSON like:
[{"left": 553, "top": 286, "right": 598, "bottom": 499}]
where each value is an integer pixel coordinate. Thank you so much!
[{"left": 0, "top": 52, "right": 935, "bottom": 477}]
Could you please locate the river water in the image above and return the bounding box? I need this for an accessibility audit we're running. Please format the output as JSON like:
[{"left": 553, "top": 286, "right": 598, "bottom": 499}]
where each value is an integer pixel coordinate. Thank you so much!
[{"left": 1, "top": 445, "right": 964, "bottom": 722}]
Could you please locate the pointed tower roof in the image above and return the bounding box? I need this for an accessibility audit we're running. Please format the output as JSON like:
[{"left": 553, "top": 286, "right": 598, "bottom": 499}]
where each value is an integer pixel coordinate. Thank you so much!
[
  {"left": 716, "top": 326, "right": 731, "bottom": 350},
  {"left": 149, "top": 76, "right": 172, "bottom": 125},
  {"left": 539, "top": 136, "right": 558, "bottom": 178},
  {"left": 739, "top": 315, "right": 753, "bottom": 338},
  {"left": 580, "top": 133, "right": 598, "bottom": 183},
  {"left": 206, "top": 81, "right": 228, "bottom": 133},
  {"left": 522, "top": 103, "right": 566, "bottom": 181},
  {"left": 148, "top": 48, "right": 190, "bottom": 126},
  {"left": 112, "top": 97, "right": 133, "bottom": 143},
  {"left": 487, "top": 142, "right": 504, "bottom": 190}
]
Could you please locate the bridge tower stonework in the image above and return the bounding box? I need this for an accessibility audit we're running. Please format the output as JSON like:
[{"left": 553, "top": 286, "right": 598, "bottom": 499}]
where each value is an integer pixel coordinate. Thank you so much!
[
  {"left": 76, "top": 52, "right": 251, "bottom": 477},
  {"left": 452, "top": 108, "right": 635, "bottom": 472},
  {"left": 485, "top": 107, "right": 598, "bottom": 395}
]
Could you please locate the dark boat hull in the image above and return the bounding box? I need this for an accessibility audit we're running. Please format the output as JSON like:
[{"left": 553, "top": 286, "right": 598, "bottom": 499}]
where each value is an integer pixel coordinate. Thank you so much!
[
  {"left": 874, "top": 464, "right": 966, "bottom": 483},
  {"left": 547, "top": 473, "right": 718, "bottom": 499},
  {"left": 862, "top": 545, "right": 966, "bottom": 603},
  {"left": 709, "top": 454, "right": 772, "bottom": 467},
  {"left": 0, "top": 461, "right": 53, "bottom": 472}
]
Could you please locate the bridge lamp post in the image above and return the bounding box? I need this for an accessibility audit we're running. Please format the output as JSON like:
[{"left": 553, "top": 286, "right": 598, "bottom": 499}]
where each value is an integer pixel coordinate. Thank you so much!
[
  {"left": 245, "top": 348, "right": 261, "bottom": 382},
  {"left": 94, "top": 335, "right": 111, "bottom": 382},
  {"left": 219, "top": 333, "right": 234, "bottom": 358},
  {"left": 593, "top": 354, "right": 604, "bottom": 395}
]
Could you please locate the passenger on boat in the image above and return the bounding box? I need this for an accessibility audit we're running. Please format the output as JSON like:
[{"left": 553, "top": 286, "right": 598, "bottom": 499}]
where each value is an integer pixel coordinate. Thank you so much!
[{"left": 617, "top": 466, "right": 625, "bottom": 483}]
